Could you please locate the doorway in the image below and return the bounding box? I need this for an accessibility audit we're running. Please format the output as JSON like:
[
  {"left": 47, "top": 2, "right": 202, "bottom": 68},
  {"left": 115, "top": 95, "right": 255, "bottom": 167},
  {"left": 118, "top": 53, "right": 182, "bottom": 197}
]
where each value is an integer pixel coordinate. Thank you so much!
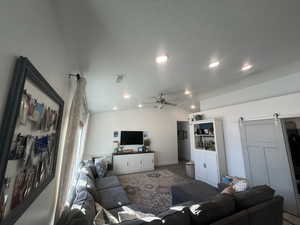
[
  {"left": 177, "top": 121, "right": 191, "bottom": 162},
  {"left": 282, "top": 118, "right": 300, "bottom": 195}
]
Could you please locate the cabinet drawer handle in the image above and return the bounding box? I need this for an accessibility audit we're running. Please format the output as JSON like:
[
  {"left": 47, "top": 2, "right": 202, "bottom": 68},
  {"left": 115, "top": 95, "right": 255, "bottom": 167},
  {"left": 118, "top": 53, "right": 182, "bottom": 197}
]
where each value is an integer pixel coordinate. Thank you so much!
[{"left": 203, "top": 163, "right": 207, "bottom": 168}]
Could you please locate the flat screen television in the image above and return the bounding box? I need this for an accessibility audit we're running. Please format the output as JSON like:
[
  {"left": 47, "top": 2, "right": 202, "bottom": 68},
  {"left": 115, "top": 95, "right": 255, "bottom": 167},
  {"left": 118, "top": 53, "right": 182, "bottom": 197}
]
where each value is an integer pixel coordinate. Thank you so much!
[{"left": 120, "top": 131, "right": 144, "bottom": 145}]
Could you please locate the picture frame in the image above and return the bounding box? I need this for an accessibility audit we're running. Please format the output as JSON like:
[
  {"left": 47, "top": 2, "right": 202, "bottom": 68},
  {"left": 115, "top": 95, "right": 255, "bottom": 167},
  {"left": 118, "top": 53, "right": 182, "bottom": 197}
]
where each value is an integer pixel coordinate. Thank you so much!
[{"left": 0, "top": 56, "right": 64, "bottom": 225}]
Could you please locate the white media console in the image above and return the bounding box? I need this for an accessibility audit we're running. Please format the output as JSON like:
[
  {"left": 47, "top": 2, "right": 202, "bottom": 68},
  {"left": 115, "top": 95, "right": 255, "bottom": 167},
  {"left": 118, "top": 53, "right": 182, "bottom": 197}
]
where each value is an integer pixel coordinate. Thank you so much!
[{"left": 113, "top": 152, "right": 154, "bottom": 175}]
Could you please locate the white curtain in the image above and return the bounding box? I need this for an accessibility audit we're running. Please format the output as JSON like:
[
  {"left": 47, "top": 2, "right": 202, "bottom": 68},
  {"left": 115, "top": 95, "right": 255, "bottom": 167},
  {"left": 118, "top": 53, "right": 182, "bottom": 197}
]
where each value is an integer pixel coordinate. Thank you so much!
[{"left": 55, "top": 77, "right": 89, "bottom": 219}]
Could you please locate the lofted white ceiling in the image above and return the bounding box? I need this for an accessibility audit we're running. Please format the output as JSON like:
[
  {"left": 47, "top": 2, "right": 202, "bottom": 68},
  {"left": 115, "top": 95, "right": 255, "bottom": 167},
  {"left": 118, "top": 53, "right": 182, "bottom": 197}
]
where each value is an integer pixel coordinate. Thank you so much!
[{"left": 54, "top": 0, "right": 300, "bottom": 113}]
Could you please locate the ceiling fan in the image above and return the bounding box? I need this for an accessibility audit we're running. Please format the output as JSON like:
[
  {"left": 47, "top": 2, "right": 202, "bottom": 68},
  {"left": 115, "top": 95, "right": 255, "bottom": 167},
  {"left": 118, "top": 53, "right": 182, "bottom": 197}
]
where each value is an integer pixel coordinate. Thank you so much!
[{"left": 144, "top": 93, "right": 177, "bottom": 109}]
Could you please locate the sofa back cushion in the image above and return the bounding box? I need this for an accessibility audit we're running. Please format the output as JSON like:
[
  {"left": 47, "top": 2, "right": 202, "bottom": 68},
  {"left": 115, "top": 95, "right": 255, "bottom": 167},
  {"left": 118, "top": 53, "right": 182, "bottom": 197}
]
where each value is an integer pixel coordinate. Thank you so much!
[
  {"left": 76, "top": 173, "right": 98, "bottom": 200},
  {"left": 189, "top": 194, "right": 236, "bottom": 225},
  {"left": 233, "top": 185, "right": 275, "bottom": 210},
  {"left": 72, "top": 191, "right": 96, "bottom": 225},
  {"left": 80, "top": 166, "right": 95, "bottom": 180},
  {"left": 247, "top": 196, "right": 283, "bottom": 225}
]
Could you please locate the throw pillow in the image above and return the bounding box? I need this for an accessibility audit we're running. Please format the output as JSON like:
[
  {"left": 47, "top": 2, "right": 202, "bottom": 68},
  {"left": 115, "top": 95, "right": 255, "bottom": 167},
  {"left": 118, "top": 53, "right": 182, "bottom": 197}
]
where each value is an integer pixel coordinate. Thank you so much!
[
  {"left": 221, "top": 186, "right": 235, "bottom": 195},
  {"left": 94, "top": 158, "right": 108, "bottom": 178},
  {"left": 233, "top": 180, "right": 248, "bottom": 192}
]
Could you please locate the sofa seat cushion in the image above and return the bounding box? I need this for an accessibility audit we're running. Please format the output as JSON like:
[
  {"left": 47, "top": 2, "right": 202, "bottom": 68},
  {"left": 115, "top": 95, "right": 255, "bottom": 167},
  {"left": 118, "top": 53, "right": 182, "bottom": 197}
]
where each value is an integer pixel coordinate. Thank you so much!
[
  {"left": 171, "top": 181, "right": 218, "bottom": 205},
  {"left": 233, "top": 185, "right": 275, "bottom": 210},
  {"left": 189, "top": 194, "right": 236, "bottom": 225},
  {"left": 96, "top": 176, "right": 121, "bottom": 190},
  {"left": 72, "top": 191, "right": 96, "bottom": 225},
  {"left": 98, "top": 186, "right": 130, "bottom": 210}
]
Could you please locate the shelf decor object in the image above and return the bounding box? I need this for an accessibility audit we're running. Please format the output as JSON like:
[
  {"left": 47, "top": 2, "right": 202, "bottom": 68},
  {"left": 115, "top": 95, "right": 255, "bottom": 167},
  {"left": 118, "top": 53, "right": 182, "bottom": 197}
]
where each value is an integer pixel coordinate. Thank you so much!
[{"left": 0, "top": 57, "right": 64, "bottom": 225}]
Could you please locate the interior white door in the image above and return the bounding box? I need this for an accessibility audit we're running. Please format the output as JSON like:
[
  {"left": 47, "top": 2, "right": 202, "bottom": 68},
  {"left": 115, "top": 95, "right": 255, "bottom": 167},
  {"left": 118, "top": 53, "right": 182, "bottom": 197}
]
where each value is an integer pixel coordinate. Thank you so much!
[{"left": 241, "top": 119, "right": 299, "bottom": 215}]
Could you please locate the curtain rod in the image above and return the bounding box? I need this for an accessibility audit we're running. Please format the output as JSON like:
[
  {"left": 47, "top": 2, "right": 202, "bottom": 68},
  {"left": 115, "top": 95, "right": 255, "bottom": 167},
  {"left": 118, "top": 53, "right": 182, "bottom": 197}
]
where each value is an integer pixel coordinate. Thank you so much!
[{"left": 67, "top": 74, "right": 81, "bottom": 80}]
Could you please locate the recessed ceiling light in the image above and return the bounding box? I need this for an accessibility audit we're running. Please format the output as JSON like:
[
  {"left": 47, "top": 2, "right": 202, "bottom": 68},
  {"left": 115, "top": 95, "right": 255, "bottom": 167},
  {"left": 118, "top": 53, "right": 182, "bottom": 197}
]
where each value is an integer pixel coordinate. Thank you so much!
[
  {"left": 184, "top": 89, "right": 191, "bottom": 95},
  {"left": 138, "top": 104, "right": 143, "bottom": 108},
  {"left": 156, "top": 55, "right": 168, "bottom": 64},
  {"left": 190, "top": 105, "right": 196, "bottom": 110},
  {"left": 241, "top": 63, "right": 253, "bottom": 71},
  {"left": 123, "top": 93, "right": 131, "bottom": 99},
  {"left": 113, "top": 106, "right": 118, "bottom": 111},
  {"left": 209, "top": 61, "right": 220, "bottom": 69}
]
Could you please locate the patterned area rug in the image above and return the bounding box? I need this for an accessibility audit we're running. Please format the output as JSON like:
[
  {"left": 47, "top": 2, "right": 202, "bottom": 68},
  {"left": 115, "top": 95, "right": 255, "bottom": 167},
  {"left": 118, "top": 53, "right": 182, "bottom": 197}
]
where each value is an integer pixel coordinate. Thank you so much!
[{"left": 118, "top": 169, "right": 191, "bottom": 214}]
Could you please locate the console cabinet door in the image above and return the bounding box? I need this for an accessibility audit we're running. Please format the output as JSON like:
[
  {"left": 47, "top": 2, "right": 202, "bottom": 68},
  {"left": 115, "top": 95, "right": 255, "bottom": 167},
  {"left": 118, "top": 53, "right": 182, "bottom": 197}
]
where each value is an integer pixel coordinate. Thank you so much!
[
  {"left": 141, "top": 153, "right": 154, "bottom": 171},
  {"left": 205, "top": 151, "right": 219, "bottom": 186},
  {"left": 194, "top": 150, "right": 207, "bottom": 181},
  {"left": 114, "top": 154, "right": 154, "bottom": 174},
  {"left": 113, "top": 155, "right": 128, "bottom": 174}
]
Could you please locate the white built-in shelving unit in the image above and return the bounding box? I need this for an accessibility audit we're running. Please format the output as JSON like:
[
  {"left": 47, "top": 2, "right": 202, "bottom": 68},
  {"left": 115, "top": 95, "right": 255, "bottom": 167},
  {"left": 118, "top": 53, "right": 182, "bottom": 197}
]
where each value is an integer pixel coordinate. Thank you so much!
[{"left": 189, "top": 113, "right": 227, "bottom": 187}]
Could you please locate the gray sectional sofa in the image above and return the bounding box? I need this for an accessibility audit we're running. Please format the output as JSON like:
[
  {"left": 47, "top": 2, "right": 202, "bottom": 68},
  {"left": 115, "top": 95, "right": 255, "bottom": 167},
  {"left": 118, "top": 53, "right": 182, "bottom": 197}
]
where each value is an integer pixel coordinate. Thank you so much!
[
  {"left": 57, "top": 159, "right": 147, "bottom": 225},
  {"left": 171, "top": 181, "right": 283, "bottom": 225},
  {"left": 57, "top": 159, "right": 284, "bottom": 225}
]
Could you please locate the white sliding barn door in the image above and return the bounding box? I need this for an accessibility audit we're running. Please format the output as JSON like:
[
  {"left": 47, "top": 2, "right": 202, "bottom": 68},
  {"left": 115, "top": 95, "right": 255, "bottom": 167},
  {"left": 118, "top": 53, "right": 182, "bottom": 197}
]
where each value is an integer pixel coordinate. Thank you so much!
[{"left": 240, "top": 119, "right": 299, "bottom": 215}]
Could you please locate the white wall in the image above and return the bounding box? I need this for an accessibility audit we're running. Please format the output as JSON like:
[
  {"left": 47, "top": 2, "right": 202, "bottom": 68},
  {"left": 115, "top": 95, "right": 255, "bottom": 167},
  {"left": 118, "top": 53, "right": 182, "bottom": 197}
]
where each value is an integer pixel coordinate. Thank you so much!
[
  {"left": 0, "top": 1, "right": 75, "bottom": 225},
  {"left": 198, "top": 73, "right": 300, "bottom": 178},
  {"left": 200, "top": 72, "right": 300, "bottom": 111},
  {"left": 84, "top": 108, "right": 188, "bottom": 166}
]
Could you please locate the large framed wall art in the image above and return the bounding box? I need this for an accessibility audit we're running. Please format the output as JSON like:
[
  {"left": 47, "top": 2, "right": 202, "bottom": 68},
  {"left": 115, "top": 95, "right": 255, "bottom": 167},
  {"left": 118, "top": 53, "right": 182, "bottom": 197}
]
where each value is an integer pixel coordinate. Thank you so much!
[{"left": 0, "top": 57, "right": 64, "bottom": 225}]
